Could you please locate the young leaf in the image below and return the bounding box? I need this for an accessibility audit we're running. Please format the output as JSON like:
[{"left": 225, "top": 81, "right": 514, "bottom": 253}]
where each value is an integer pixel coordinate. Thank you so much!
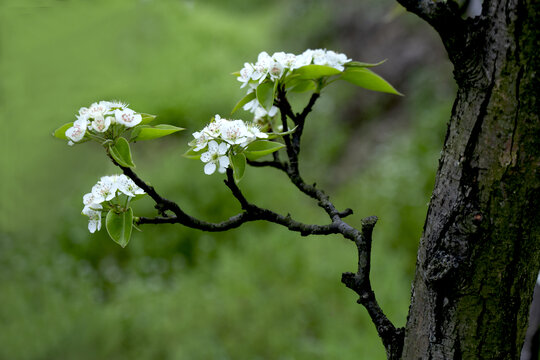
[
  {"left": 267, "top": 125, "right": 298, "bottom": 139},
  {"left": 244, "top": 140, "right": 285, "bottom": 160},
  {"left": 256, "top": 81, "right": 275, "bottom": 112},
  {"left": 231, "top": 91, "right": 256, "bottom": 114},
  {"left": 53, "top": 122, "right": 73, "bottom": 140},
  {"left": 105, "top": 208, "right": 133, "bottom": 248},
  {"left": 344, "top": 60, "right": 387, "bottom": 68},
  {"left": 109, "top": 137, "right": 135, "bottom": 168},
  {"left": 139, "top": 113, "right": 157, "bottom": 125},
  {"left": 183, "top": 148, "right": 202, "bottom": 160},
  {"left": 293, "top": 65, "right": 342, "bottom": 79},
  {"left": 340, "top": 67, "right": 403, "bottom": 95},
  {"left": 286, "top": 79, "right": 316, "bottom": 93},
  {"left": 230, "top": 152, "right": 246, "bottom": 183},
  {"left": 131, "top": 124, "right": 184, "bottom": 142},
  {"left": 130, "top": 193, "right": 147, "bottom": 202}
]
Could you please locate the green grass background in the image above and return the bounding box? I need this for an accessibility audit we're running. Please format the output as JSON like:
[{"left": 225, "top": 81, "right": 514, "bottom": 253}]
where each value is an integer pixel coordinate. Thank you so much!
[{"left": 0, "top": 1, "right": 452, "bottom": 358}]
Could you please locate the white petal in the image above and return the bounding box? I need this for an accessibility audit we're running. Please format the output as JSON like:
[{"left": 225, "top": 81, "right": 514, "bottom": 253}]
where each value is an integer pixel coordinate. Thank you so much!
[
  {"left": 218, "top": 155, "right": 230, "bottom": 168},
  {"left": 200, "top": 151, "right": 212, "bottom": 163},
  {"left": 207, "top": 140, "right": 218, "bottom": 152},
  {"left": 218, "top": 142, "right": 229, "bottom": 155},
  {"left": 204, "top": 162, "right": 216, "bottom": 175}
]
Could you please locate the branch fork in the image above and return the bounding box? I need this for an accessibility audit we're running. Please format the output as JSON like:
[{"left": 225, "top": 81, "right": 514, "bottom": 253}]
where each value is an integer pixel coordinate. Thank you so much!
[{"left": 109, "top": 87, "right": 402, "bottom": 359}]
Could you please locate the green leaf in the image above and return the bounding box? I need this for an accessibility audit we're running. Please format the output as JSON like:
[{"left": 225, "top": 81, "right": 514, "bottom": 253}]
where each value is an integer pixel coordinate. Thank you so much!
[
  {"left": 267, "top": 125, "right": 298, "bottom": 139},
  {"left": 293, "top": 64, "right": 342, "bottom": 79},
  {"left": 244, "top": 140, "right": 285, "bottom": 160},
  {"left": 139, "top": 113, "right": 157, "bottom": 125},
  {"left": 256, "top": 81, "right": 275, "bottom": 112},
  {"left": 130, "top": 193, "right": 147, "bottom": 202},
  {"left": 344, "top": 60, "right": 387, "bottom": 68},
  {"left": 286, "top": 78, "right": 316, "bottom": 93},
  {"left": 53, "top": 122, "right": 73, "bottom": 140},
  {"left": 131, "top": 124, "right": 184, "bottom": 142},
  {"left": 340, "top": 67, "right": 402, "bottom": 95},
  {"left": 182, "top": 148, "right": 202, "bottom": 160},
  {"left": 109, "top": 137, "right": 135, "bottom": 168},
  {"left": 105, "top": 208, "right": 133, "bottom": 248},
  {"left": 231, "top": 91, "right": 256, "bottom": 114},
  {"left": 230, "top": 152, "right": 246, "bottom": 183},
  {"left": 231, "top": 71, "right": 241, "bottom": 76}
]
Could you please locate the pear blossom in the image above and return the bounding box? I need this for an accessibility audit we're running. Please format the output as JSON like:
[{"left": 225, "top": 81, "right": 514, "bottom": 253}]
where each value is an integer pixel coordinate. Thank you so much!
[
  {"left": 200, "top": 140, "right": 230, "bottom": 175},
  {"left": 252, "top": 51, "right": 273, "bottom": 83},
  {"left": 65, "top": 117, "right": 89, "bottom": 144},
  {"left": 267, "top": 60, "right": 284, "bottom": 81},
  {"left": 190, "top": 130, "right": 210, "bottom": 152},
  {"left": 235, "top": 48, "right": 352, "bottom": 86},
  {"left": 117, "top": 175, "right": 145, "bottom": 197},
  {"left": 203, "top": 115, "right": 226, "bottom": 138},
  {"left": 80, "top": 174, "right": 145, "bottom": 234},
  {"left": 82, "top": 206, "right": 102, "bottom": 233},
  {"left": 243, "top": 123, "right": 268, "bottom": 146},
  {"left": 91, "top": 175, "right": 119, "bottom": 203},
  {"left": 115, "top": 108, "right": 142, "bottom": 128},
  {"left": 64, "top": 100, "right": 144, "bottom": 146},
  {"left": 273, "top": 52, "right": 297, "bottom": 69},
  {"left": 89, "top": 101, "right": 111, "bottom": 118},
  {"left": 189, "top": 115, "right": 273, "bottom": 175},
  {"left": 238, "top": 63, "right": 254, "bottom": 88},
  {"left": 91, "top": 115, "right": 112, "bottom": 133},
  {"left": 220, "top": 120, "right": 249, "bottom": 145}
]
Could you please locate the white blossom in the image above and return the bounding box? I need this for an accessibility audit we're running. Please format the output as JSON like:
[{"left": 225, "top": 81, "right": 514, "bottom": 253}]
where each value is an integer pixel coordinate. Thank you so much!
[
  {"left": 237, "top": 63, "right": 254, "bottom": 88},
  {"left": 116, "top": 174, "right": 145, "bottom": 197},
  {"left": 115, "top": 108, "right": 142, "bottom": 128},
  {"left": 202, "top": 115, "right": 226, "bottom": 138},
  {"left": 252, "top": 51, "right": 273, "bottom": 83},
  {"left": 91, "top": 115, "right": 112, "bottom": 133},
  {"left": 89, "top": 101, "right": 112, "bottom": 118},
  {"left": 200, "top": 140, "right": 230, "bottom": 175},
  {"left": 91, "top": 175, "right": 119, "bottom": 203},
  {"left": 82, "top": 206, "right": 102, "bottom": 233},
  {"left": 190, "top": 130, "right": 210, "bottom": 152},
  {"left": 65, "top": 117, "right": 89, "bottom": 143},
  {"left": 243, "top": 123, "right": 268, "bottom": 147},
  {"left": 235, "top": 48, "right": 352, "bottom": 85},
  {"left": 220, "top": 120, "right": 249, "bottom": 145},
  {"left": 273, "top": 52, "right": 297, "bottom": 69},
  {"left": 80, "top": 174, "right": 145, "bottom": 234}
]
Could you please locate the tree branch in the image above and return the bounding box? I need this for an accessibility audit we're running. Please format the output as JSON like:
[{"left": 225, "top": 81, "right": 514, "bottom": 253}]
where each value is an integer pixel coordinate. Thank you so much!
[
  {"left": 395, "top": 0, "right": 462, "bottom": 26},
  {"left": 109, "top": 155, "right": 338, "bottom": 236},
  {"left": 341, "top": 216, "right": 404, "bottom": 359},
  {"left": 292, "top": 92, "right": 320, "bottom": 156},
  {"left": 246, "top": 159, "right": 287, "bottom": 172}
]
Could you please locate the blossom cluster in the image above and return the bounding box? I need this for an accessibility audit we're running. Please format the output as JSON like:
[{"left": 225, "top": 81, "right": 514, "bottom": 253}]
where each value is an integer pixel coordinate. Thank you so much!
[
  {"left": 237, "top": 49, "right": 351, "bottom": 87},
  {"left": 237, "top": 49, "right": 351, "bottom": 122},
  {"left": 82, "top": 174, "right": 145, "bottom": 233},
  {"left": 190, "top": 115, "right": 268, "bottom": 175},
  {"left": 65, "top": 100, "right": 142, "bottom": 145}
]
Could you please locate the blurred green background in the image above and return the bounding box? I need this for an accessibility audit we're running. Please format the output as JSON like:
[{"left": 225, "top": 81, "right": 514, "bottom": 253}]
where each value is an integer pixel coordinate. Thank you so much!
[{"left": 0, "top": 0, "right": 454, "bottom": 358}]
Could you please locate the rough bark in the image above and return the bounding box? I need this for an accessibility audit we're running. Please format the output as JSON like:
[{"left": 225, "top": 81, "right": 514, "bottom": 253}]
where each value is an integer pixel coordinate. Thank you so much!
[{"left": 396, "top": 0, "right": 540, "bottom": 358}]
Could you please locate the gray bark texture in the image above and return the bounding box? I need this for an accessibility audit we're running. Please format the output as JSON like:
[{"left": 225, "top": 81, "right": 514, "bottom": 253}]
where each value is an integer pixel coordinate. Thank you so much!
[{"left": 394, "top": 0, "right": 540, "bottom": 359}]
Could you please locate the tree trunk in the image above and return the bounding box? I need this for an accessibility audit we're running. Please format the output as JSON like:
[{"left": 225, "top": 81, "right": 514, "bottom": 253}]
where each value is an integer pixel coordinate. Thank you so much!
[{"left": 396, "top": 0, "right": 540, "bottom": 358}]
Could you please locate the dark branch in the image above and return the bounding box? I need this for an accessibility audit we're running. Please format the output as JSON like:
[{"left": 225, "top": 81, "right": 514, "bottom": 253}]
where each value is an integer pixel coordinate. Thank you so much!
[
  {"left": 341, "top": 216, "right": 404, "bottom": 359},
  {"left": 107, "top": 87, "right": 398, "bottom": 356},
  {"left": 292, "top": 92, "right": 320, "bottom": 156},
  {"left": 395, "top": 0, "right": 462, "bottom": 26},
  {"left": 224, "top": 168, "right": 251, "bottom": 210},
  {"left": 246, "top": 159, "right": 287, "bottom": 172},
  {"left": 108, "top": 154, "right": 338, "bottom": 236}
]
